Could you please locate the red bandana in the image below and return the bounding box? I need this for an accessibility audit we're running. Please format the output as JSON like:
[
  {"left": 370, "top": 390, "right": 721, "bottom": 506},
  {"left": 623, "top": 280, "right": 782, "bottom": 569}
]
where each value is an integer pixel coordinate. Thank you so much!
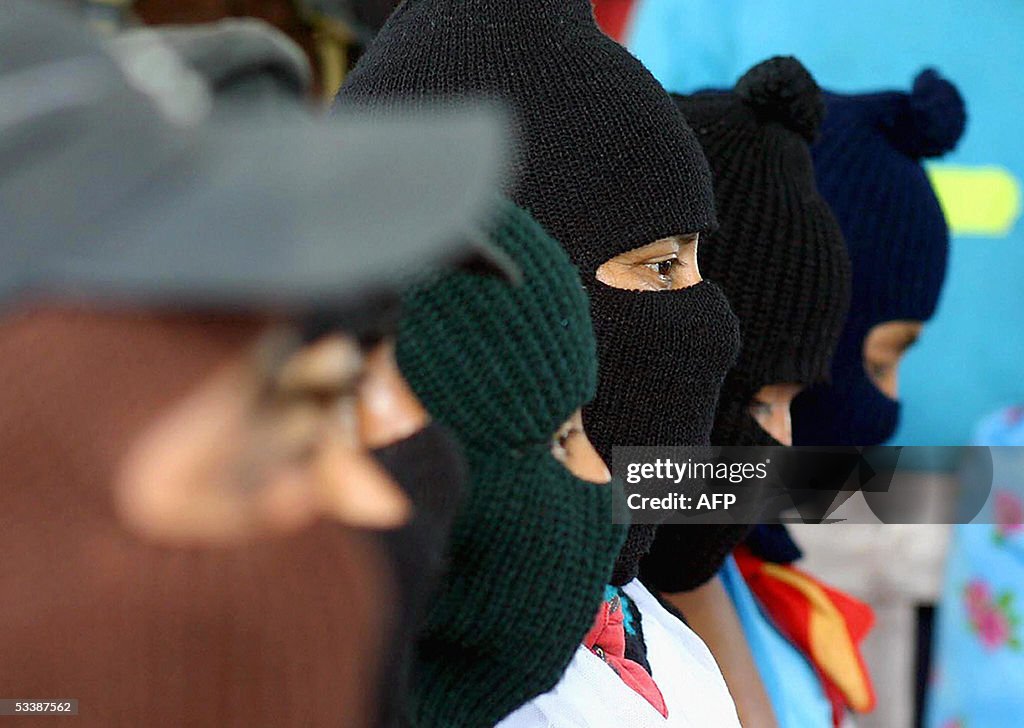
[{"left": 583, "top": 594, "right": 668, "bottom": 718}]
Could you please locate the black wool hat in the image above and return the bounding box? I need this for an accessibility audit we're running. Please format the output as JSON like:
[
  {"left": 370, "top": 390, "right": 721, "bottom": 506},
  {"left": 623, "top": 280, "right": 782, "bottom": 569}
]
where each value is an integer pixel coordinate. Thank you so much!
[
  {"left": 338, "top": 0, "right": 716, "bottom": 273},
  {"left": 640, "top": 57, "right": 851, "bottom": 594},
  {"left": 682, "top": 56, "right": 851, "bottom": 447}
]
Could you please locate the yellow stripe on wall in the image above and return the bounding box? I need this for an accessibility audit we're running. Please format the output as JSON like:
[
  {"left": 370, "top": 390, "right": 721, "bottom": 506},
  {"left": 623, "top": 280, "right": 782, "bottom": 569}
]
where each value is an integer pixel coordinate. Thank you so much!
[{"left": 927, "top": 164, "right": 1021, "bottom": 237}]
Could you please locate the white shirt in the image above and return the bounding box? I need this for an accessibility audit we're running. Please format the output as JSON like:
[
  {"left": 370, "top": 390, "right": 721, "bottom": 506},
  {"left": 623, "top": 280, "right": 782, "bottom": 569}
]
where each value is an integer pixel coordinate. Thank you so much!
[{"left": 497, "top": 579, "right": 741, "bottom": 728}]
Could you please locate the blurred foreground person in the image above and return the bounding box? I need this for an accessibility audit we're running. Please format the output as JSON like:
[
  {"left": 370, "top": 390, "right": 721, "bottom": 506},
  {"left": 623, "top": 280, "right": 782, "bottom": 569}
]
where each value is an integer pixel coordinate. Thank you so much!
[
  {"left": 0, "top": 2, "right": 514, "bottom": 726},
  {"left": 108, "top": 15, "right": 316, "bottom": 114},
  {"left": 84, "top": 0, "right": 404, "bottom": 99},
  {"left": 395, "top": 200, "right": 627, "bottom": 725}
]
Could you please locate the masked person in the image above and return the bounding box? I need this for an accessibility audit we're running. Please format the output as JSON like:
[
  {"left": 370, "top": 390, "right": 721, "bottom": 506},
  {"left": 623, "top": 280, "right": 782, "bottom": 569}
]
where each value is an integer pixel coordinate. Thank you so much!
[
  {"left": 0, "top": 3, "right": 517, "bottom": 725},
  {"left": 338, "top": 1, "right": 743, "bottom": 725},
  {"left": 394, "top": 199, "right": 627, "bottom": 726},
  {"left": 638, "top": 57, "right": 876, "bottom": 728},
  {"left": 783, "top": 68, "right": 967, "bottom": 728},
  {"left": 792, "top": 68, "right": 967, "bottom": 447},
  {"left": 639, "top": 57, "right": 851, "bottom": 595}
]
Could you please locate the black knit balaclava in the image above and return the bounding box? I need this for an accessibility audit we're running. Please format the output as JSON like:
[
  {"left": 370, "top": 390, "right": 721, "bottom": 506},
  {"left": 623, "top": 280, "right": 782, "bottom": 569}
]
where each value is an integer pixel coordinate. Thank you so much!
[
  {"left": 640, "top": 58, "right": 851, "bottom": 593},
  {"left": 685, "top": 57, "right": 851, "bottom": 447},
  {"left": 595, "top": 283, "right": 739, "bottom": 586},
  {"left": 396, "top": 200, "right": 627, "bottom": 727},
  {"left": 792, "top": 69, "right": 967, "bottom": 446},
  {"left": 338, "top": 0, "right": 738, "bottom": 587}
]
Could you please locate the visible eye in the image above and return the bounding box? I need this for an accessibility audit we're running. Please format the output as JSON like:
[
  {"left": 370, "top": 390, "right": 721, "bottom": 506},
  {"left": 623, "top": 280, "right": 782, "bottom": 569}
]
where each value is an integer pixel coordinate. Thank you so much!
[
  {"left": 271, "top": 333, "right": 364, "bottom": 407},
  {"left": 749, "top": 400, "right": 772, "bottom": 419},
  {"left": 643, "top": 256, "right": 679, "bottom": 284},
  {"left": 551, "top": 423, "right": 577, "bottom": 460}
]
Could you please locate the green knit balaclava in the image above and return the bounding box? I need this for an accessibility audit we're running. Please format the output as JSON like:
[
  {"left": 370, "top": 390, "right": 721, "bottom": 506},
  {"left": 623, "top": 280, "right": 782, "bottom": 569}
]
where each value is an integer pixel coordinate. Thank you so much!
[{"left": 396, "top": 199, "right": 627, "bottom": 727}]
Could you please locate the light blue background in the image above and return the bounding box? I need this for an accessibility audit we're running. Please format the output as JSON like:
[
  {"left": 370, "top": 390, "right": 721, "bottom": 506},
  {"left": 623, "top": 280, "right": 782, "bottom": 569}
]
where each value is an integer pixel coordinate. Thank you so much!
[{"left": 627, "top": 0, "right": 1024, "bottom": 446}]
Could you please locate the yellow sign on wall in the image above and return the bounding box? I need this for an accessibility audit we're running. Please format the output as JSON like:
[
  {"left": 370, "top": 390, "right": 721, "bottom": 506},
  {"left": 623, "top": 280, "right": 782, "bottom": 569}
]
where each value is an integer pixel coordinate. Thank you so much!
[{"left": 927, "top": 164, "right": 1021, "bottom": 237}]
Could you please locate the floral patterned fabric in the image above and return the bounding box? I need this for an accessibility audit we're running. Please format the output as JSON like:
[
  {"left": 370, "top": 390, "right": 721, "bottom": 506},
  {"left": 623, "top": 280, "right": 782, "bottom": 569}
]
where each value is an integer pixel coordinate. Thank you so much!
[{"left": 926, "top": 406, "right": 1024, "bottom": 727}]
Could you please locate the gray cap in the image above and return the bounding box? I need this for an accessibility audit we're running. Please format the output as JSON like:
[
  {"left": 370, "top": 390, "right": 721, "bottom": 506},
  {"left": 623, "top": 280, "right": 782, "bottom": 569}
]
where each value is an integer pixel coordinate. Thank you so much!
[
  {"left": 1, "top": 0, "right": 515, "bottom": 314},
  {"left": 108, "top": 18, "right": 315, "bottom": 107}
]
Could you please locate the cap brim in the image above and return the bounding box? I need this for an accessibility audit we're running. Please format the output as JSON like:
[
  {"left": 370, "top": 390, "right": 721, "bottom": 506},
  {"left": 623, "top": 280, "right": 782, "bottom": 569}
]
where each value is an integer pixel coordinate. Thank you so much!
[{"left": 30, "top": 105, "right": 515, "bottom": 312}]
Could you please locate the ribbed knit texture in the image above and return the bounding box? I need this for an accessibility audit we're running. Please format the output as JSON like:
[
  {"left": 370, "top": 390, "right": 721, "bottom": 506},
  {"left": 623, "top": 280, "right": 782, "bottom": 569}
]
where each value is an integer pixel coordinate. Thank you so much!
[
  {"left": 399, "top": 202, "right": 597, "bottom": 454},
  {"left": 683, "top": 56, "right": 851, "bottom": 446},
  {"left": 792, "top": 69, "right": 967, "bottom": 446},
  {"left": 336, "top": 0, "right": 733, "bottom": 610},
  {"left": 641, "top": 58, "right": 851, "bottom": 594},
  {"left": 337, "top": 0, "right": 717, "bottom": 275},
  {"left": 587, "top": 280, "right": 740, "bottom": 586},
  {"left": 397, "top": 200, "right": 627, "bottom": 727},
  {"left": 0, "top": 310, "right": 389, "bottom": 728}
]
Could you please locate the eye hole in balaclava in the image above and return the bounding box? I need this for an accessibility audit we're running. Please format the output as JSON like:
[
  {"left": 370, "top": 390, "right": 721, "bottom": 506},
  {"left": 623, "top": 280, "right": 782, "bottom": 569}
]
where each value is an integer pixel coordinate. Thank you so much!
[
  {"left": 395, "top": 199, "right": 627, "bottom": 727},
  {"left": 792, "top": 68, "right": 966, "bottom": 447},
  {"left": 640, "top": 57, "right": 852, "bottom": 594},
  {"left": 595, "top": 234, "right": 703, "bottom": 292}
]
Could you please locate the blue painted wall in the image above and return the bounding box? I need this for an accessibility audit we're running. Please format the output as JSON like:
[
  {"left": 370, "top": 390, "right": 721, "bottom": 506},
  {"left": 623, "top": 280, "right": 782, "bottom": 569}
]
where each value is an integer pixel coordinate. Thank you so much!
[{"left": 627, "top": 0, "right": 1024, "bottom": 446}]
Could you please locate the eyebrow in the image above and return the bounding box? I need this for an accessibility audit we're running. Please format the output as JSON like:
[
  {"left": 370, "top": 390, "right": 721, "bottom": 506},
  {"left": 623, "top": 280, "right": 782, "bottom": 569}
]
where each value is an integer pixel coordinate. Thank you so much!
[{"left": 633, "top": 240, "right": 682, "bottom": 258}]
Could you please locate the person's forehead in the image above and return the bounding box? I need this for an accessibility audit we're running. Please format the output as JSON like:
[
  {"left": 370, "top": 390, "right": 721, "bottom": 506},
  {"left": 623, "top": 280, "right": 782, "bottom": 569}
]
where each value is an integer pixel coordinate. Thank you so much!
[{"left": 7, "top": 305, "right": 267, "bottom": 338}]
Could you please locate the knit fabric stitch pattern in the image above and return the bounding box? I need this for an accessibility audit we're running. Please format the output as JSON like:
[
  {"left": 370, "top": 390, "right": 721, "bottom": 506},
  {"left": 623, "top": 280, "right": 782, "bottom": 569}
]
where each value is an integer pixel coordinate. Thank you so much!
[
  {"left": 588, "top": 279, "right": 740, "bottom": 587},
  {"left": 337, "top": 0, "right": 735, "bottom": 589},
  {"left": 684, "top": 57, "right": 851, "bottom": 448},
  {"left": 337, "top": 0, "right": 717, "bottom": 276},
  {"left": 397, "top": 199, "right": 627, "bottom": 726},
  {"left": 641, "top": 57, "right": 851, "bottom": 595},
  {"left": 792, "top": 68, "right": 967, "bottom": 446}
]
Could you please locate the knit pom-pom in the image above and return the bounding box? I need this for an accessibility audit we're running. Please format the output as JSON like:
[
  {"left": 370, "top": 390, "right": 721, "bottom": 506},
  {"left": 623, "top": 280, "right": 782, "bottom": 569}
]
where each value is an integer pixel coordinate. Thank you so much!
[
  {"left": 734, "top": 56, "right": 825, "bottom": 142},
  {"left": 883, "top": 68, "right": 966, "bottom": 159}
]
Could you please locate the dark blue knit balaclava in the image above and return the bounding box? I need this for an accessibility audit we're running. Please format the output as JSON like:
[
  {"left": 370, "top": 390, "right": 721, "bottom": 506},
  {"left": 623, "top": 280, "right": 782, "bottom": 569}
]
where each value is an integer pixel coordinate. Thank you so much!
[{"left": 792, "top": 69, "right": 966, "bottom": 446}]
